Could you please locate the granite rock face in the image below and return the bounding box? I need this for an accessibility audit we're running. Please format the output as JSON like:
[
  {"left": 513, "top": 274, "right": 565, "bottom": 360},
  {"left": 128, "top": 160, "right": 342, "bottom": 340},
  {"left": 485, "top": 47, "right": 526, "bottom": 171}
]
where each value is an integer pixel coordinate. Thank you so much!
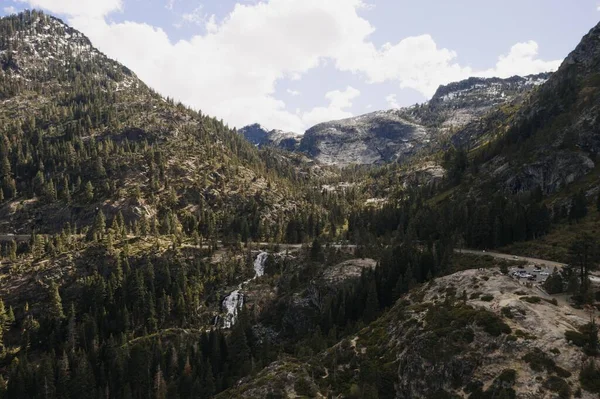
[
  {"left": 239, "top": 123, "right": 301, "bottom": 150},
  {"left": 298, "top": 74, "right": 550, "bottom": 166},
  {"left": 464, "top": 22, "right": 600, "bottom": 196}
]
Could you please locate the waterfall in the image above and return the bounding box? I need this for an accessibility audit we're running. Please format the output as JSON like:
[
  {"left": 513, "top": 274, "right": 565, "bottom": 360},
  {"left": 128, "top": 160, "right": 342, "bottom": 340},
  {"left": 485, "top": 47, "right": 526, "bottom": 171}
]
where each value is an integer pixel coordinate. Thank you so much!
[
  {"left": 220, "top": 251, "right": 268, "bottom": 328},
  {"left": 253, "top": 251, "right": 268, "bottom": 278},
  {"left": 221, "top": 290, "right": 243, "bottom": 329}
]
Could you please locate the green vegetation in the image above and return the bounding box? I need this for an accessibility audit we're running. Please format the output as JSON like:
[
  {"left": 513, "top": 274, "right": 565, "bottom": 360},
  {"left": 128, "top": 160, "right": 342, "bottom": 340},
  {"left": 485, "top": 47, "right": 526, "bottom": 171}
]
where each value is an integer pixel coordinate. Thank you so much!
[
  {"left": 565, "top": 321, "right": 599, "bottom": 356},
  {"left": 523, "top": 348, "right": 571, "bottom": 378},
  {"left": 468, "top": 369, "right": 517, "bottom": 399},
  {"left": 0, "top": 8, "right": 599, "bottom": 399},
  {"left": 580, "top": 361, "right": 600, "bottom": 394},
  {"left": 543, "top": 375, "right": 571, "bottom": 399}
]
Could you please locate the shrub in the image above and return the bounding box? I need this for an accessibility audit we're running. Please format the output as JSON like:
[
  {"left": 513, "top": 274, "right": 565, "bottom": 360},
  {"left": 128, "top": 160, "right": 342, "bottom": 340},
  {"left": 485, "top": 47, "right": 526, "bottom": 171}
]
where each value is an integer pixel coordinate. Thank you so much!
[
  {"left": 544, "top": 376, "right": 571, "bottom": 399},
  {"left": 514, "top": 329, "right": 537, "bottom": 340},
  {"left": 555, "top": 366, "right": 572, "bottom": 379},
  {"left": 294, "top": 378, "right": 317, "bottom": 397},
  {"left": 426, "top": 389, "right": 461, "bottom": 399},
  {"left": 480, "top": 294, "right": 494, "bottom": 302},
  {"left": 470, "top": 292, "right": 482, "bottom": 299},
  {"left": 501, "top": 306, "right": 514, "bottom": 319},
  {"left": 464, "top": 380, "right": 483, "bottom": 393},
  {"left": 580, "top": 361, "right": 600, "bottom": 394},
  {"left": 523, "top": 348, "right": 556, "bottom": 372},
  {"left": 475, "top": 312, "right": 511, "bottom": 336},
  {"left": 522, "top": 348, "right": 570, "bottom": 378},
  {"left": 520, "top": 296, "right": 541, "bottom": 304},
  {"left": 565, "top": 330, "right": 587, "bottom": 347},
  {"left": 496, "top": 369, "right": 517, "bottom": 385}
]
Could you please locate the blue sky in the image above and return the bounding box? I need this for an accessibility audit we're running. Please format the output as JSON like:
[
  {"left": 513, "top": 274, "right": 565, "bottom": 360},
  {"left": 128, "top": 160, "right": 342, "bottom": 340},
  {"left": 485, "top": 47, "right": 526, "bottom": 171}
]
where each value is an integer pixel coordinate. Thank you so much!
[{"left": 2, "top": 0, "right": 598, "bottom": 132}]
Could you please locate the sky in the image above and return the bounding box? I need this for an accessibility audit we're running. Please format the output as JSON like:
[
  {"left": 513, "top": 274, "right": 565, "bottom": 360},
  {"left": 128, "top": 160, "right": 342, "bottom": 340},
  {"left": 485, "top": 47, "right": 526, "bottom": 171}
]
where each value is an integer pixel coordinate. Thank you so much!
[{"left": 1, "top": 0, "right": 598, "bottom": 133}]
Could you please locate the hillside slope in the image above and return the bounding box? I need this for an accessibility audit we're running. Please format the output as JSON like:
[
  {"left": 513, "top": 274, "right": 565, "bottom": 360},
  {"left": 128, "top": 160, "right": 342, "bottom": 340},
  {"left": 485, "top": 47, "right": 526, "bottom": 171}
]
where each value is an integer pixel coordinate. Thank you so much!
[
  {"left": 0, "top": 11, "right": 304, "bottom": 238},
  {"left": 457, "top": 22, "right": 600, "bottom": 197},
  {"left": 222, "top": 267, "right": 599, "bottom": 398}
]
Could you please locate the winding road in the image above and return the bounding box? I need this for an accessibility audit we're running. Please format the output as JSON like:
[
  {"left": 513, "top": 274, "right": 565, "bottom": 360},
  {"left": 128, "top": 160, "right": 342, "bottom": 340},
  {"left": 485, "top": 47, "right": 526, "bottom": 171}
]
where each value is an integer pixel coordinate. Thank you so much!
[{"left": 455, "top": 249, "right": 567, "bottom": 269}]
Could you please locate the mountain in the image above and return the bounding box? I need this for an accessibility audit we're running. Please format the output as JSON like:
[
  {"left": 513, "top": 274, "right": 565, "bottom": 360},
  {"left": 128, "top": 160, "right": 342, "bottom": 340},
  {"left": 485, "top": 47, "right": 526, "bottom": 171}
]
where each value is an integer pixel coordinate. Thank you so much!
[
  {"left": 445, "top": 21, "right": 600, "bottom": 200},
  {"left": 298, "top": 73, "right": 550, "bottom": 166},
  {"left": 0, "top": 10, "right": 599, "bottom": 399},
  {"left": 239, "top": 123, "right": 300, "bottom": 150},
  {"left": 0, "top": 10, "right": 308, "bottom": 237}
]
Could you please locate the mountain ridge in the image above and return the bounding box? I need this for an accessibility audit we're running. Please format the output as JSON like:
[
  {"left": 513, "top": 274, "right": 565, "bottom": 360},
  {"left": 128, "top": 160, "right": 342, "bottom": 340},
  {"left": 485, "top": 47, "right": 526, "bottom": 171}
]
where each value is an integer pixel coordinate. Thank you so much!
[{"left": 295, "top": 72, "right": 551, "bottom": 166}]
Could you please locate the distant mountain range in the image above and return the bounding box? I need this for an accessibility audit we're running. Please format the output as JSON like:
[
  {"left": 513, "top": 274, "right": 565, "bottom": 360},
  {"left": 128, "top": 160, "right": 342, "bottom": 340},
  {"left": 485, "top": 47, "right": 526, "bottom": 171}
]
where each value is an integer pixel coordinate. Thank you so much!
[{"left": 241, "top": 73, "right": 550, "bottom": 166}]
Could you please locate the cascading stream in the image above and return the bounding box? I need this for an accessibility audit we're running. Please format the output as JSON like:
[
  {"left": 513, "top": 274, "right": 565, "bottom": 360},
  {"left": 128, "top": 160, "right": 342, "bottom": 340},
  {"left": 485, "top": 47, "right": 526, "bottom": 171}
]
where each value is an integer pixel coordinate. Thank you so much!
[{"left": 220, "top": 251, "right": 268, "bottom": 328}]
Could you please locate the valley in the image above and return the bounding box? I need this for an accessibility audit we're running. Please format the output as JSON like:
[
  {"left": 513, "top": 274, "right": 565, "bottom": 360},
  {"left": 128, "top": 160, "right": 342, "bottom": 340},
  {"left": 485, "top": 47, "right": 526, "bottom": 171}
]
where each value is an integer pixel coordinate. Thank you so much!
[{"left": 0, "top": 8, "right": 598, "bottom": 399}]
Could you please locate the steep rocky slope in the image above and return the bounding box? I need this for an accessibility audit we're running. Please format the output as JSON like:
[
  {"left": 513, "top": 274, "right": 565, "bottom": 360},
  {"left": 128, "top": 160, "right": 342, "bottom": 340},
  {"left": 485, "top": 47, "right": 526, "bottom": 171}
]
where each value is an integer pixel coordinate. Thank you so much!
[
  {"left": 298, "top": 73, "right": 549, "bottom": 166},
  {"left": 0, "top": 11, "right": 303, "bottom": 235},
  {"left": 454, "top": 21, "right": 600, "bottom": 198},
  {"left": 222, "top": 267, "right": 599, "bottom": 398}
]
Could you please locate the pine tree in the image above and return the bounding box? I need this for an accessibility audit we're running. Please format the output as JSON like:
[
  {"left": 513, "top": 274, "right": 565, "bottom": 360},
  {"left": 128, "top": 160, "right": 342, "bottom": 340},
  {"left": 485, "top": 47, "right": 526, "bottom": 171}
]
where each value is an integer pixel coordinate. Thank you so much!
[
  {"left": 569, "top": 232, "right": 599, "bottom": 299},
  {"left": 569, "top": 191, "right": 588, "bottom": 222},
  {"left": 7, "top": 240, "right": 16, "bottom": 261},
  {"left": 0, "top": 298, "right": 7, "bottom": 347},
  {"left": 93, "top": 210, "right": 106, "bottom": 241},
  {"left": 84, "top": 181, "right": 94, "bottom": 203},
  {"left": 154, "top": 366, "right": 167, "bottom": 399},
  {"left": 229, "top": 321, "right": 251, "bottom": 378},
  {"left": 363, "top": 281, "right": 379, "bottom": 323},
  {"left": 48, "top": 283, "right": 65, "bottom": 321}
]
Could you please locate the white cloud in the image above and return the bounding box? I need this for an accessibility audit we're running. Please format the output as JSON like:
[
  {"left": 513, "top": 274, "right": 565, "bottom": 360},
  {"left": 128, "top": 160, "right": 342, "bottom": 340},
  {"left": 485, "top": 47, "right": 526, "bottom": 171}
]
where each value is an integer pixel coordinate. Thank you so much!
[
  {"left": 205, "top": 14, "right": 218, "bottom": 33},
  {"left": 3, "top": 6, "right": 17, "bottom": 14},
  {"left": 166, "top": 0, "right": 176, "bottom": 11},
  {"left": 286, "top": 89, "right": 300, "bottom": 96},
  {"left": 385, "top": 94, "right": 399, "bottom": 108},
  {"left": 181, "top": 6, "right": 205, "bottom": 26},
  {"left": 302, "top": 86, "right": 360, "bottom": 127},
  {"left": 19, "top": 0, "right": 562, "bottom": 132},
  {"left": 478, "top": 40, "right": 562, "bottom": 79},
  {"left": 17, "top": 0, "right": 122, "bottom": 17}
]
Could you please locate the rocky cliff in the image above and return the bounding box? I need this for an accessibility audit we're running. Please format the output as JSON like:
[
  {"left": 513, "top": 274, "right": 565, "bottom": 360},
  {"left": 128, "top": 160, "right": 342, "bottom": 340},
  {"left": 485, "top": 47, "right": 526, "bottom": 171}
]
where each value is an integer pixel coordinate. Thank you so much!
[
  {"left": 239, "top": 123, "right": 301, "bottom": 150},
  {"left": 298, "top": 73, "right": 550, "bottom": 166},
  {"left": 460, "top": 22, "right": 600, "bottom": 197}
]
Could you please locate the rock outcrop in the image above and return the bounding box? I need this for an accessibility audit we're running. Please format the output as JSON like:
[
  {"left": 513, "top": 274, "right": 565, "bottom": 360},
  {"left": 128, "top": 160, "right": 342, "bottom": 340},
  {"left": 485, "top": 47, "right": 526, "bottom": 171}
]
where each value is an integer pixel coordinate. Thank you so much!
[{"left": 298, "top": 74, "right": 550, "bottom": 165}]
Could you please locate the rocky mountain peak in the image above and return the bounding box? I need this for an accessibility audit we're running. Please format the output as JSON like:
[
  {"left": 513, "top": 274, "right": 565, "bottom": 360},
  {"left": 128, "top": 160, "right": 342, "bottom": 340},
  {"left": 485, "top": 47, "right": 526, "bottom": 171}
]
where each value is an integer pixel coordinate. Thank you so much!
[
  {"left": 430, "top": 73, "right": 550, "bottom": 106},
  {"left": 239, "top": 123, "right": 300, "bottom": 150},
  {"left": 0, "top": 10, "right": 138, "bottom": 93}
]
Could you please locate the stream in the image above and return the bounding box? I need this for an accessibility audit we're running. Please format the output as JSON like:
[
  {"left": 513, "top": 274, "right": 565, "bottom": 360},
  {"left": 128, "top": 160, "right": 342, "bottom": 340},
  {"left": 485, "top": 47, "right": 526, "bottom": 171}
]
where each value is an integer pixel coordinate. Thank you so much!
[{"left": 219, "top": 251, "right": 268, "bottom": 328}]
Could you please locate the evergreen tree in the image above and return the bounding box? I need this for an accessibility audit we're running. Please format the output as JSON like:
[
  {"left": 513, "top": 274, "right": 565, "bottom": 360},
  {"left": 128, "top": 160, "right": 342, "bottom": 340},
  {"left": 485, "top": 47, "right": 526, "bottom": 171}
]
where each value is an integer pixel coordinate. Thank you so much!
[
  {"left": 93, "top": 210, "right": 106, "bottom": 241},
  {"left": 84, "top": 181, "right": 94, "bottom": 203},
  {"left": 363, "top": 281, "right": 379, "bottom": 323},
  {"left": 48, "top": 283, "right": 65, "bottom": 321},
  {"left": 569, "top": 191, "right": 588, "bottom": 222},
  {"left": 228, "top": 320, "right": 251, "bottom": 378},
  {"left": 569, "top": 232, "right": 599, "bottom": 299},
  {"left": 0, "top": 298, "right": 7, "bottom": 347}
]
